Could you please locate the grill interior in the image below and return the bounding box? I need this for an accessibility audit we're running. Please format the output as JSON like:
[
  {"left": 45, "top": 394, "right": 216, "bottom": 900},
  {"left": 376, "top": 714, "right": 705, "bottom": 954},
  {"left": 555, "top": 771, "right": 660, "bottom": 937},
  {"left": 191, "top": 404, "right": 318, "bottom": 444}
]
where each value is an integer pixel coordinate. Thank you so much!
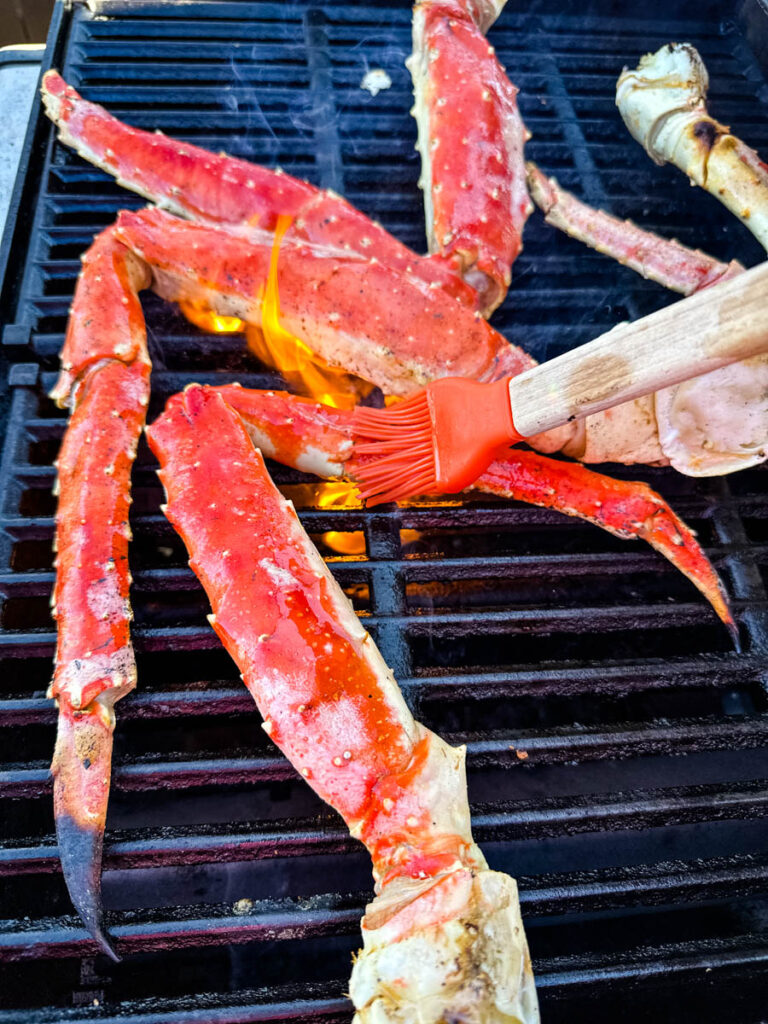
[{"left": 1, "top": 1, "right": 768, "bottom": 1020}]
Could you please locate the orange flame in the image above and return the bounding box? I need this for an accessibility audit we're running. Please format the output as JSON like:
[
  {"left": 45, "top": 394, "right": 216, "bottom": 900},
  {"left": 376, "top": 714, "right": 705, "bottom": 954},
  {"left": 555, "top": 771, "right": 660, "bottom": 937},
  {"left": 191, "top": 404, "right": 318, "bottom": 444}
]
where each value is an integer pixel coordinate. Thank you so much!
[
  {"left": 178, "top": 215, "right": 372, "bottom": 410},
  {"left": 315, "top": 481, "right": 366, "bottom": 555},
  {"left": 248, "top": 215, "right": 372, "bottom": 409},
  {"left": 178, "top": 301, "right": 245, "bottom": 334}
]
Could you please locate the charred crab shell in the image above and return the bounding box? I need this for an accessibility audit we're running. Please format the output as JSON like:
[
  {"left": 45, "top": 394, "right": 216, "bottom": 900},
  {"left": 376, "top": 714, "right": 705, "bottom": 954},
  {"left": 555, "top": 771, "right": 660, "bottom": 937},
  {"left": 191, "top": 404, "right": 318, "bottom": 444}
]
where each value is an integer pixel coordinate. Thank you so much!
[{"left": 616, "top": 43, "right": 710, "bottom": 162}]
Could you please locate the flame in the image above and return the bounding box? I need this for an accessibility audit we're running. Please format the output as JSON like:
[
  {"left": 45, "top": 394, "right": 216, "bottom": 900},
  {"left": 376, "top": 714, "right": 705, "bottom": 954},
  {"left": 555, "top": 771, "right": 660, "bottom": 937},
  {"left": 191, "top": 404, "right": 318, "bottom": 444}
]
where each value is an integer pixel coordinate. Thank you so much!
[
  {"left": 322, "top": 531, "right": 366, "bottom": 555},
  {"left": 314, "top": 480, "right": 366, "bottom": 554},
  {"left": 400, "top": 529, "right": 422, "bottom": 548},
  {"left": 315, "top": 481, "right": 363, "bottom": 509},
  {"left": 280, "top": 481, "right": 366, "bottom": 555},
  {"left": 248, "top": 214, "right": 372, "bottom": 409},
  {"left": 176, "top": 215, "right": 371, "bottom": 409},
  {"left": 179, "top": 300, "right": 245, "bottom": 334}
]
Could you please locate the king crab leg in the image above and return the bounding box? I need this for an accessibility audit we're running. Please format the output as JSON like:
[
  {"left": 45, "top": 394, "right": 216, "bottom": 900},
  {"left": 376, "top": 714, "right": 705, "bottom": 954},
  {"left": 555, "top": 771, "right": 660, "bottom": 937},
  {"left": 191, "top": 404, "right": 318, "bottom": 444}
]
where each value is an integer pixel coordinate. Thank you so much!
[
  {"left": 216, "top": 386, "right": 735, "bottom": 636},
  {"left": 41, "top": 71, "right": 477, "bottom": 309},
  {"left": 525, "top": 162, "right": 745, "bottom": 295},
  {"left": 49, "top": 228, "right": 151, "bottom": 960},
  {"left": 407, "top": 0, "right": 531, "bottom": 314},
  {"left": 112, "top": 206, "right": 535, "bottom": 394},
  {"left": 146, "top": 383, "right": 540, "bottom": 1024}
]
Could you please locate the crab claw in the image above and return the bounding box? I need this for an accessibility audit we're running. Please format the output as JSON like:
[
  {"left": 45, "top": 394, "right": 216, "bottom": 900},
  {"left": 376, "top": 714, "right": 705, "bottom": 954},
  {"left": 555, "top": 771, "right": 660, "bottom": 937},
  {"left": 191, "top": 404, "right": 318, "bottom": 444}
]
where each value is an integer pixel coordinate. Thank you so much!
[
  {"left": 51, "top": 700, "right": 120, "bottom": 962},
  {"left": 478, "top": 450, "right": 737, "bottom": 642}
]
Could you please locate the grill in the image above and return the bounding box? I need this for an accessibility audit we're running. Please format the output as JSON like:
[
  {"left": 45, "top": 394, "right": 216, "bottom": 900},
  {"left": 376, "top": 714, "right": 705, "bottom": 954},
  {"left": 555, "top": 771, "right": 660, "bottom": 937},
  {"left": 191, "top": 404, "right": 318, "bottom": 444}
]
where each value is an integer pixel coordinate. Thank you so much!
[{"left": 1, "top": 0, "right": 768, "bottom": 1020}]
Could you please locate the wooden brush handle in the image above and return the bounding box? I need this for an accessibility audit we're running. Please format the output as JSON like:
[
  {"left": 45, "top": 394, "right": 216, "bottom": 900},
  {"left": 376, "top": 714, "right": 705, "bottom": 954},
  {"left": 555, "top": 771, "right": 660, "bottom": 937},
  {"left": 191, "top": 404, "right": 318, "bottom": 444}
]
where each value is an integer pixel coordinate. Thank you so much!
[{"left": 509, "top": 260, "right": 768, "bottom": 437}]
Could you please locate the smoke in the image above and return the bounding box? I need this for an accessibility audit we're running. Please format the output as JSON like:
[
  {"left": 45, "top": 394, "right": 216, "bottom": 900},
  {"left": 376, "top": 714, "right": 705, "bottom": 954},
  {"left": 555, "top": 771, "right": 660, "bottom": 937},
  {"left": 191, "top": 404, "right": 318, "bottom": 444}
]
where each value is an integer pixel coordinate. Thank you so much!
[{"left": 220, "top": 48, "right": 284, "bottom": 162}]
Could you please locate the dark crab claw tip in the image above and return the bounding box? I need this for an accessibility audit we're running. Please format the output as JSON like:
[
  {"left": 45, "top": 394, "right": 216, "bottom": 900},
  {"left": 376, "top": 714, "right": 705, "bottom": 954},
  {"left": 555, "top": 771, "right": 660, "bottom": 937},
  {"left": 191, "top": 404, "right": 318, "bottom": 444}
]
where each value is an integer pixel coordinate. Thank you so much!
[
  {"left": 55, "top": 812, "right": 120, "bottom": 962},
  {"left": 51, "top": 704, "right": 119, "bottom": 962}
]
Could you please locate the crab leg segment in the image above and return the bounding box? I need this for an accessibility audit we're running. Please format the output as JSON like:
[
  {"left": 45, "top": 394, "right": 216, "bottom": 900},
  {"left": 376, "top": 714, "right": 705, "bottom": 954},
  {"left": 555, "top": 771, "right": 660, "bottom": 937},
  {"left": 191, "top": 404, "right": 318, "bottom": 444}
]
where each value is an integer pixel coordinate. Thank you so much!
[
  {"left": 147, "top": 385, "right": 539, "bottom": 1023},
  {"left": 50, "top": 228, "right": 151, "bottom": 959},
  {"left": 113, "top": 207, "right": 534, "bottom": 395},
  {"left": 214, "top": 387, "right": 734, "bottom": 635},
  {"left": 475, "top": 451, "right": 735, "bottom": 637},
  {"left": 617, "top": 44, "right": 768, "bottom": 250},
  {"left": 41, "top": 71, "right": 475, "bottom": 308},
  {"left": 526, "top": 163, "right": 745, "bottom": 295},
  {"left": 408, "top": 0, "right": 531, "bottom": 314}
]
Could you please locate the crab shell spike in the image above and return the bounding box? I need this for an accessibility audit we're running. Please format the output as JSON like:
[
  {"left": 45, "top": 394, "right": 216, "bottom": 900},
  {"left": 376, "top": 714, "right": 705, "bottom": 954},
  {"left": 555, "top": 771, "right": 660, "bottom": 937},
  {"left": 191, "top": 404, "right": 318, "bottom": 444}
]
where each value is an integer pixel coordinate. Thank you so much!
[
  {"left": 409, "top": 0, "right": 531, "bottom": 314},
  {"left": 40, "top": 70, "right": 477, "bottom": 309},
  {"left": 616, "top": 43, "right": 768, "bottom": 251},
  {"left": 147, "top": 384, "right": 539, "bottom": 1023},
  {"left": 216, "top": 386, "right": 735, "bottom": 637},
  {"left": 113, "top": 206, "right": 535, "bottom": 396}
]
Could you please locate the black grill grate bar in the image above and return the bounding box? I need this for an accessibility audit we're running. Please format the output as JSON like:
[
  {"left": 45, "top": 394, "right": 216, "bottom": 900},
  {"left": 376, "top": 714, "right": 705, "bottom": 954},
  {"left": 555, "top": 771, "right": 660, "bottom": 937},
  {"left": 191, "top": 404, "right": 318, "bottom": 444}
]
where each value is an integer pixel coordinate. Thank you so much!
[
  {"left": 537, "top": 935, "right": 768, "bottom": 989},
  {"left": 1, "top": 823, "right": 358, "bottom": 877},
  {"left": 0, "top": 604, "right": 745, "bottom": 658},
  {"left": 4, "top": 852, "right": 768, "bottom": 960},
  {"left": 3, "top": 994, "right": 350, "bottom": 1024},
  {"left": 3, "top": 717, "right": 768, "bottom": 799},
  {"left": 4, "top": 496, "right": 758, "bottom": 531},
  {"left": 3, "top": 654, "right": 766, "bottom": 726},
  {"left": 2, "top": 778, "right": 767, "bottom": 851},
  {"left": 4, "top": 848, "right": 768, "bottom": 910},
  {"left": 1, "top": 548, "right": 754, "bottom": 597},
  {"left": 0, "top": 904, "right": 362, "bottom": 963}
]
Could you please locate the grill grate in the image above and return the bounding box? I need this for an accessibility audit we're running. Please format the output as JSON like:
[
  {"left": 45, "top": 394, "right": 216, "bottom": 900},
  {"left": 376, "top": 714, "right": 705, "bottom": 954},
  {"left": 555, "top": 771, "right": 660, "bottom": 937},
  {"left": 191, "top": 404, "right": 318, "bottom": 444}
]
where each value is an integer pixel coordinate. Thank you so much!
[{"left": 1, "top": 1, "right": 768, "bottom": 1020}]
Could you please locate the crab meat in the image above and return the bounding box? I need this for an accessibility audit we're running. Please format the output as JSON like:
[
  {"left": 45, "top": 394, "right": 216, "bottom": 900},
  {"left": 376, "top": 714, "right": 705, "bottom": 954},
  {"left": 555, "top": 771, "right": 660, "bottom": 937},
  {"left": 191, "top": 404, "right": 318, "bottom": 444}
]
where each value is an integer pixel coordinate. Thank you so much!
[
  {"left": 146, "top": 384, "right": 540, "bottom": 1024},
  {"left": 408, "top": 0, "right": 531, "bottom": 313},
  {"left": 617, "top": 43, "right": 768, "bottom": 251}
]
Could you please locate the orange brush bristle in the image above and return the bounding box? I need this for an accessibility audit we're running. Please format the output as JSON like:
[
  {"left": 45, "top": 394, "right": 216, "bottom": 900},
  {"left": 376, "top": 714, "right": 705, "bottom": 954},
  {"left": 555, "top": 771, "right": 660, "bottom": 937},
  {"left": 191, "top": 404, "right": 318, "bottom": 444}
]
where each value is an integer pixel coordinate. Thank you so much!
[{"left": 351, "top": 376, "right": 521, "bottom": 505}]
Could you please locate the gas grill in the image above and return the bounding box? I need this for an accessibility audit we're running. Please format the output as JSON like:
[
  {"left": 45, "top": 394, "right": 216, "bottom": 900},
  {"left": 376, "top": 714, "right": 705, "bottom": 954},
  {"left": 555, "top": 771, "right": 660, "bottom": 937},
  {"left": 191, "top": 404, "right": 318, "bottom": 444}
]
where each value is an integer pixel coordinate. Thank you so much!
[{"left": 1, "top": 0, "right": 767, "bottom": 1020}]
